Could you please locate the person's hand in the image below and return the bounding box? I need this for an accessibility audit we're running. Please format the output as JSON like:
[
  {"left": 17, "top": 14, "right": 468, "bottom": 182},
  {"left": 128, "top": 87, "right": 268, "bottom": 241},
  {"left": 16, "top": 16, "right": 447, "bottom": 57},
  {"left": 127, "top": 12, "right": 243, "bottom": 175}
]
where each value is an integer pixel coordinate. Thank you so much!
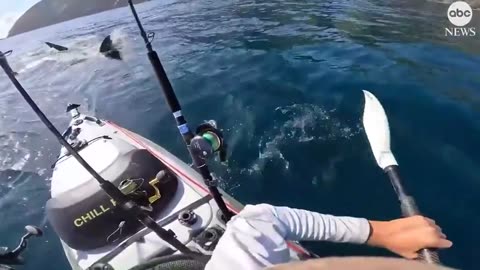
[{"left": 367, "top": 216, "right": 452, "bottom": 259}]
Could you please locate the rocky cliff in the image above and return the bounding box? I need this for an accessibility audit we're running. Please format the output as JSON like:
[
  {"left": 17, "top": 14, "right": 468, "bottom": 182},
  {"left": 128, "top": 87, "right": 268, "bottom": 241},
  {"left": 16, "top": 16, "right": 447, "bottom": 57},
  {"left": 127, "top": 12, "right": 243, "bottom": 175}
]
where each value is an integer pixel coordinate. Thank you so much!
[{"left": 8, "top": 0, "right": 149, "bottom": 37}]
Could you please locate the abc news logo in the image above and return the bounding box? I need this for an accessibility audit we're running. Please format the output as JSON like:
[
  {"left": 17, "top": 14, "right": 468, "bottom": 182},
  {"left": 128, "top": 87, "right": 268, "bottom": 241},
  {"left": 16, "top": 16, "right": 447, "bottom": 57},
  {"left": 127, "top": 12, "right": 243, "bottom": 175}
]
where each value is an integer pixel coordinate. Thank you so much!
[
  {"left": 449, "top": 8, "right": 472, "bottom": 18},
  {"left": 445, "top": 1, "right": 476, "bottom": 37}
]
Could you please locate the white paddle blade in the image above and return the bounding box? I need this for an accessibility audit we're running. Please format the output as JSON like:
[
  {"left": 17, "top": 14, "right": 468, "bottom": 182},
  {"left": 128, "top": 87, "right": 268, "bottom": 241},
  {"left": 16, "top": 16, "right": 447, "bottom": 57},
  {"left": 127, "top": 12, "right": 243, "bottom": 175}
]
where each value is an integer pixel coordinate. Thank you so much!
[{"left": 362, "top": 90, "right": 398, "bottom": 169}]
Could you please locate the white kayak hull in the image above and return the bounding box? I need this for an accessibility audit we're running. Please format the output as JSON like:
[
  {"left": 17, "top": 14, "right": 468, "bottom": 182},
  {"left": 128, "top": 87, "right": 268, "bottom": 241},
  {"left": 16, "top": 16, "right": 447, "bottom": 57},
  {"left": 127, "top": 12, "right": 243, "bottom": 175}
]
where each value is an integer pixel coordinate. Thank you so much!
[{"left": 48, "top": 112, "right": 310, "bottom": 270}]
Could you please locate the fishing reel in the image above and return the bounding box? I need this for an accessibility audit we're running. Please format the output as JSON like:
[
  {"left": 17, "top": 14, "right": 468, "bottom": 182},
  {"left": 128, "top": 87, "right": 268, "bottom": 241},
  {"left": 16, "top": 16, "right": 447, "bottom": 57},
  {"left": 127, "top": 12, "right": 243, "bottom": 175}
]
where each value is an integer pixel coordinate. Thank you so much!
[
  {"left": 118, "top": 170, "right": 170, "bottom": 211},
  {"left": 0, "top": 225, "right": 43, "bottom": 268},
  {"left": 190, "top": 121, "right": 227, "bottom": 162},
  {"left": 118, "top": 178, "right": 152, "bottom": 213}
]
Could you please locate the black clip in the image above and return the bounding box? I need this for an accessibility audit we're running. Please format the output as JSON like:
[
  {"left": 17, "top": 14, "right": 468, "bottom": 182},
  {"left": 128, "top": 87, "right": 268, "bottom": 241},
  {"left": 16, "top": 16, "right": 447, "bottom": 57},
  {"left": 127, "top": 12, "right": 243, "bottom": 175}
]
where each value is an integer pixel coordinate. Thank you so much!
[{"left": 147, "top": 32, "right": 155, "bottom": 46}]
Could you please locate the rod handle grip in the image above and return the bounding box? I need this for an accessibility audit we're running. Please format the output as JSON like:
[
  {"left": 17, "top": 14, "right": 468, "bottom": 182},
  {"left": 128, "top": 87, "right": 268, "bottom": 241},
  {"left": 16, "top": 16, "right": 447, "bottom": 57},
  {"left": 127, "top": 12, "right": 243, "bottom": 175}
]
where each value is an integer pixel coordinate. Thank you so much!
[
  {"left": 400, "top": 196, "right": 441, "bottom": 265},
  {"left": 400, "top": 195, "right": 419, "bottom": 217}
]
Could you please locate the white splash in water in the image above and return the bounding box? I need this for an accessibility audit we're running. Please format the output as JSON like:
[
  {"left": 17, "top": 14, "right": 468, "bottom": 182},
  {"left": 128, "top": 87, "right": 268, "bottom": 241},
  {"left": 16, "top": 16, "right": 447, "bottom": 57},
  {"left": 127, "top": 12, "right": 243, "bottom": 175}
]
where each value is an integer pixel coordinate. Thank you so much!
[
  {"left": 251, "top": 104, "right": 361, "bottom": 174},
  {"left": 15, "top": 28, "right": 133, "bottom": 75},
  {"left": 0, "top": 133, "right": 31, "bottom": 171},
  {"left": 18, "top": 57, "right": 57, "bottom": 73},
  {"left": 38, "top": 168, "right": 47, "bottom": 176},
  {"left": 11, "top": 152, "right": 30, "bottom": 171}
]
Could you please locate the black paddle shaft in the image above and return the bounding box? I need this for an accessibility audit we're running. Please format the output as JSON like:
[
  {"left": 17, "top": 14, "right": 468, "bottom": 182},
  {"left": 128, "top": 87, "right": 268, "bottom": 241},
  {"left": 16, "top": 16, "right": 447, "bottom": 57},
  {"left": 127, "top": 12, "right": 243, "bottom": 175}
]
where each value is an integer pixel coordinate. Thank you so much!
[
  {"left": 0, "top": 52, "right": 205, "bottom": 261},
  {"left": 384, "top": 165, "right": 441, "bottom": 264},
  {"left": 128, "top": 0, "right": 233, "bottom": 221}
]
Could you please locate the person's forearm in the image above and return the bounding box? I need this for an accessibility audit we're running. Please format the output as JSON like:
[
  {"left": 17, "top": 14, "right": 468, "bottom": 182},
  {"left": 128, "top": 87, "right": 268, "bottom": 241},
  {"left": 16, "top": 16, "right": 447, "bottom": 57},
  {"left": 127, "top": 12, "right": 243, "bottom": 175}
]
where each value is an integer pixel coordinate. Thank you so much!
[{"left": 271, "top": 205, "right": 371, "bottom": 244}]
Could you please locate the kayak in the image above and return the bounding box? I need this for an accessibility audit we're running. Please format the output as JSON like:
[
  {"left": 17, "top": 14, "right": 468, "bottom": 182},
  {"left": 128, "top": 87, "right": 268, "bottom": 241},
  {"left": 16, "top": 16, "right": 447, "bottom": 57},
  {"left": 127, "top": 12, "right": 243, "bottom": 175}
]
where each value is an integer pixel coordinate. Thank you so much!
[
  {"left": 47, "top": 105, "right": 312, "bottom": 270},
  {"left": 0, "top": 0, "right": 439, "bottom": 267},
  {"left": 0, "top": 2, "right": 315, "bottom": 268}
]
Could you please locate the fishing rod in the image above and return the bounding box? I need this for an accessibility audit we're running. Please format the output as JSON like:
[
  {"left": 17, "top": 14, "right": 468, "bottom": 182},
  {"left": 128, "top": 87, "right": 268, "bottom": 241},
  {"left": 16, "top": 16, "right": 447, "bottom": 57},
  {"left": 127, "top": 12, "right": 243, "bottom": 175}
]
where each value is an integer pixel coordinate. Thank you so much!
[
  {"left": 0, "top": 50, "right": 207, "bottom": 262},
  {"left": 127, "top": 0, "right": 234, "bottom": 221},
  {"left": 362, "top": 90, "right": 441, "bottom": 264}
]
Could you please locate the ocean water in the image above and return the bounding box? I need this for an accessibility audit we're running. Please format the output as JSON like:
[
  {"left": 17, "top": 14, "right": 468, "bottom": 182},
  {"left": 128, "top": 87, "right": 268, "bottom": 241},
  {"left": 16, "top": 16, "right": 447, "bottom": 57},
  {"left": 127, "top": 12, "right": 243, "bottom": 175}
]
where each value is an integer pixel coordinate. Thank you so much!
[{"left": 0, "top": 0, "right": 479, "bottom": 269}]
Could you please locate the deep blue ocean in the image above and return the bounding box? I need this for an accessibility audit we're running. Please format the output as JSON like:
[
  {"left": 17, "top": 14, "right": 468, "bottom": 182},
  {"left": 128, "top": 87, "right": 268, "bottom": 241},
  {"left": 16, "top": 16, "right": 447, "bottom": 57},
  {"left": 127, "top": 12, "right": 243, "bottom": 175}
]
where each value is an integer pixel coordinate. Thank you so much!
[{"left": 0, "top": 0, "right": 479, "bottom": 269}]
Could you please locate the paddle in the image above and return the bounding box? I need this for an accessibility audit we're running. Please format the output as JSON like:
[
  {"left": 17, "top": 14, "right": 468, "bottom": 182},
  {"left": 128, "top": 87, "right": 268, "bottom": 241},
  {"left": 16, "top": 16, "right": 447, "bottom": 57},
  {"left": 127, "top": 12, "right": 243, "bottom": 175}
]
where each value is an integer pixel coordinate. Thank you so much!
[{"left": 362, "top": 90, "right": 440, "bottom": 264}]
